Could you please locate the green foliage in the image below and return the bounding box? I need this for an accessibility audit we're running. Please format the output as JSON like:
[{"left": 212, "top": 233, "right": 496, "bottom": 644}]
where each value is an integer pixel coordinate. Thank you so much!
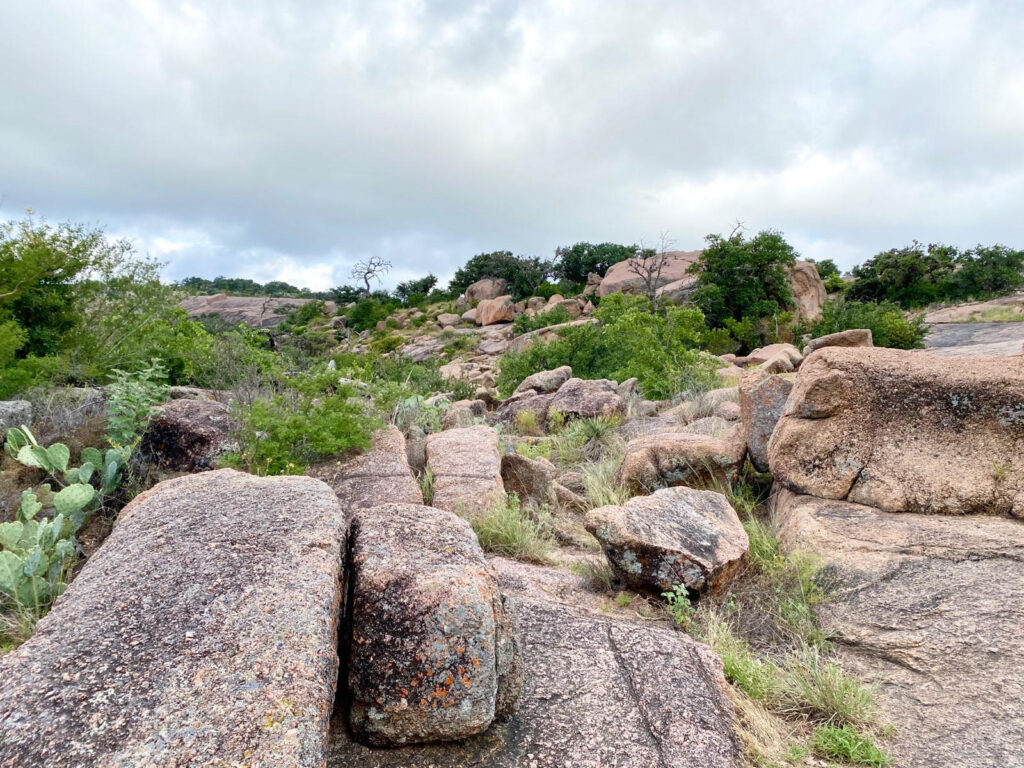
[
  {"left": 228, "top": 366, "right": 375, "bottom": 475},
  {"left": 390, "top": 395, "right": 443, "bottom": 435},
  {"left": 342, "top": 296, "right": 402, "bottom": 332},
  {"left": 553, "top": 242, "right": 652, "bottom": 284},
  {"left": 177, "top": 275, "right": 331, "bottom": 299},
  {"left": 367, "top": 334, "right": 405, "bottom": 354},
  {"left": 848, "top": 241, "right": 1024, "bottom": 308},
  {"left": 511, "top": 305, "right": 572, "bottom": 335},
  {"left": 552, "top": 416, "right": 622, "bottom": 463},
  {"left": 448, "top": 251, "right": 551, "bottom": 300},
  {"left": 690, "top": 229, "right": 797, "bottom": 330},
  {"left": 496, "top": 294, "right": 719, "bottom": 400},
  {"left": 809, "top": 258, "right": 841, "bottom": 281},
  {"left": 811, "top": 297, "right": 926, "bottom": 350},
  {"left": 105, "top": 361, "right": 170, "bottom": 448},
  {"left": 276, "top": 300, "right": 327, "bottom": 332},
  {"left": 469, "top": 493, "right": 554, "bottom": 564},
  {"left": 662, "top": 584, "right": 696, "bottom": 630},
  {"left": 1, "top": 426, "right": 127, "bottom": 624},
  {"left": 582, "top": 454, "right": 630, "bottom": 508},
  {"left": 812, "top": 724, "right": 891, "bottom": 766},
  {"left": 394, "top": 274, "right": 438, "bottom": 304}
]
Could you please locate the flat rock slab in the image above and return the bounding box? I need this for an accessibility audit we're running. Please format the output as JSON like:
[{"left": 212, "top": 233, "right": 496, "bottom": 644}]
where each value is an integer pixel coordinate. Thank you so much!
[
  {"left": 586, "top": 486, "right": 748, "bottom": 595},
  {"left": 426, "top": 425, "right": 505, "bottom": 516},
  {"left": 775, "top": 490, "right": 1024, "bottom": 768},
  {"left": 328, "top": 593, "right": 741, "bottom": 768},
  {"left": 0, "top": 469, "right": 347, "bottom": 768},
  {"left": 769, "top": 347, "right": 1024, "bottom": 515},
  {"left": 923, "top": 321, "right": 1024, "bottom": 357},
  {"left": 346, "top": 503, "right": 520, "bottom": 746},
  {"left": 312, "top": 426, "right": 422, "bottom": 513}
]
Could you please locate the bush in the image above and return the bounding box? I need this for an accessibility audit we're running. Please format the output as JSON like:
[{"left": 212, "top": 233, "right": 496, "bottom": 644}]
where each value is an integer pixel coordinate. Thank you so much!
[
  {"left": 810, "top": 297, "right": 926, "bottom": 349},
  {"left": 511, "top": 305, "right": 571, "bottom": 335},
  {"left": 553, "top": 242, "right": 652, "bottom": 284},
  {"left": 343, "top": 296, "right": 401, "bottom": 332},
  {"left": 448, "top": 251, "right": 551, "bottom": 300},
  {"left": 227, "top": 367, "right": 375, "bottom": 475},
  {"left": 105, "top": 361, "right": 169, "bottom": 449},
  {"left": 394, "top": 275, "right": 438, "bottom": 304},
  {"left": 367, "top": 334, "right": 405, "bottom": 354},
  {"left": 689, "top": 229, "right": 798, "bottom": 349},
  {"left": 847, "top": 242, "right": 958, "bottom": 307},
  {"left": 496, "top": 294, "right": 720, "bottom": 400}
]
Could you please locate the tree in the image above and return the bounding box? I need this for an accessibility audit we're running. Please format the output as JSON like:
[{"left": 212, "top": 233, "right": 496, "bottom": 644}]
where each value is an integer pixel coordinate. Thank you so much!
[
  {"left": 847, "top": 242, "right": 958, "bottom": 308},
  {"left": 952, "top": 245, "right": 1024, "bottom": 299},
  {"left": 448, "top": 251, "right": 551, "bottom": 300},
  {"left": 330, "top": 284, "right": 363, "bottom": 304},
  {"left": 626, "top": 234, "right": 675, "bottom": 303},
  {"left": 351, "top": 256, "right": 392, "bottom": 295},
  {"left": 394, "top": 274, "right": 438, "bottom": 304},
  {"left": 689, "top": 228, "right": 797, "bottom": 331},
  {"left": 553, "top": 242, "right": 653, "bottom": 284}
]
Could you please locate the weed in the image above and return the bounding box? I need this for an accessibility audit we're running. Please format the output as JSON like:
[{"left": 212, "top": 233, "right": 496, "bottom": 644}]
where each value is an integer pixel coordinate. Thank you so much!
[
  {"left": 513, "top": 410, "right": 543, "bottom": 436},
  {"left": 614, "top": 592, "right": 631, "bottom": 608},
  {"left": 552, "top": 415, "right": 623, "bottom": 464},
  {"left": 419, "top": 468, "right": 435, "bottom": 505},
  {"left": 812, "top": 724, "right": 891, "bottom": 766},
  {"left": 515, "top": 439, "right": 552, "bottom": 460},
  {"left": 470, "top": 493, "right": 554, "bottom": 564},
  {"left": 582, "top": 454, "right": 629, "bottom": 509},
  {"left": 662, "top": 584, "right": 696, "bottom": 630},
  {"left": 569, "top": 559, "right": 614, "bottom": 592},
  {"left": 777, "top": 646, "right": 879, "bottom": 727}
]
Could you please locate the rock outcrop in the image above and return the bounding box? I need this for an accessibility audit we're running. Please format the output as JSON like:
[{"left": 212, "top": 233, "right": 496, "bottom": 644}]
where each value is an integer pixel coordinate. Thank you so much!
[
  {"left": 314, "top": 426, "right": 422, "bottom": 512},
  {"left": 803, "top": 328, "right": 873, "bottom": 355},
  {"left": 513, "top": 365, "right": 572, "bottom": 395},
  {"left": 738, "top": 370, "right": 793, "bottom": 472},
  {"left": 465, "top": 278, "right": 510, "bottom": 303},
  {"left": 790, "top": 260, "right": 826, "bottom": 322},
  {"left": 346, "top": 503, "right": 520, "bottom": 746},
  {"left": 0, "top": 470, "right": 347, "bottom": 768},
  {"left": 476, "top": 295, "right": 518, "bottom": 326},
  {"left": 616, "top": 426, "right": 746, "bottom": 495},
  {"left": 775, "top": 488, "right": 1024, "bottom": 768},
  {"left": 769, "top": 347, "right": 1024, "bottom": 516},
  {"left": 329, "top": 559, "right": 742, "bottom": 768},
  {"left": 426, "top": 425, "right": 505, "bottom": 516},
  {"left": 587, "top": 486, "right": 748, "bottom": 595},
  {"left": 137, "top": 398, "right": 233, "bottom": 472},
  {"left": 548, "top": 378, "right": 625, "bottom": 422},
  {"left": 598, "top": 250, "right": 702, "bottom": 298},
  {"left": 180, "top": 294, "right": 335, "bottom": 328}
]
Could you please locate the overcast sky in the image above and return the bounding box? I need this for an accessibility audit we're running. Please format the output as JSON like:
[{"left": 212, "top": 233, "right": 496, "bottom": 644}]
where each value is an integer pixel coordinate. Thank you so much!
[{"left": 2, "top": 1, "right": 1023, "bottom": 291}]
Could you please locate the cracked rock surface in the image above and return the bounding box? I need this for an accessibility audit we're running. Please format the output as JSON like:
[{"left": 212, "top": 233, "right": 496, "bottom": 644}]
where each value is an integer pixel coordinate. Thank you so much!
[
  {"left": 328, "top": 557, "right": 741, "bottom": 768},
  {"left": 775, "top": 489, "right": 1024, "bottom": 768}
]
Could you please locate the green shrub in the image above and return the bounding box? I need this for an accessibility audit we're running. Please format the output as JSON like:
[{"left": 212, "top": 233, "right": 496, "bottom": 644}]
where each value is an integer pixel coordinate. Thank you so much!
[
  {"left": 511, "top": 305, "right": 571, "bottom": 335},
  {"left": 812, "top": 724, "right": 891, "bottom": 766},
  {"left": 343, "top": 296, "right": 401, "bottom": 332},
  {"left": 105, "top": 361, "right": 169, "bottom": 449},
  {"left": 552, "top": 242, "right": 652, "bottom": 284},
  {"left": 448, "top": 251, "right": 551, "bottom": 300},
  {"left": 367, "top": 334, "right": 405, "bottom": 354},
  {"left": 496, "top": 294, "right": 719, "bottom": 400},
  {"left": 810, "top": 297, "right": 926, "bottom": 349},
  {"left": 228, "top": 367, "right": 375, "bottom": 475},
  {"left": 469, "top": 493, "right": 554, "bottom": 563}
]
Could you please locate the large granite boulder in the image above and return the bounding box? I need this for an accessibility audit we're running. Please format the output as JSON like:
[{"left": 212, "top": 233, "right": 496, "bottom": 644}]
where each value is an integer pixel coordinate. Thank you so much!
[
  {"left": 137, "top": 398, "right": 233, "bottom": 472},
  {"left": 465, "top": 278, "right": 510, "bottom": 303},
  {"left": 426, "top": 425, "right": 505, "bottom": 516},
  {"left": 739, "top": 370, "right": 793, "bottom": 472},
  {"left": 586, "top": 487, "right": 748, "bottom": 595},
  {"left": 329, "top": 560, "right": 743, "bottom": 768},
  {"left": 775, "top": 488, "right": 1024, "bottom": 768},
  {"left": 500, "top": 453, "right": 557, "bottom": 508},
  {"left": 769, "top": 347, "right": 1024, "bottom": 516},
  {"left": 180, "top": 294, "right": 335, "bottom": 328},
  {"left": 313, "top": 426, "right": 422, "bottom": 512},
  {"left": 803, "top": 328, "right": 873, "bottom": 355},
  {"left": 548, "top": 378, "right": 626, "bottom": 422},
  {"left": 476, "top": 295, "right": 518, "bottom": 326},
  {"left": 790, "top": 260, "right": 826, "bottom": 322},
  {"left": 597, "top": 250, "right": 702, "bottom": 297},
  {"left": 0, "top": 470, "right": 346, "bottom": 767},
  {"left": 616, "top": 426, "right": 746, "bottom": 495},
  {"left": 513, "top": 365, "right": 573, "bottom": 395},
  {"left": 346, "top": 503, "right": 521, "bottom": 746},
  {"left": 494, "top": 391, "right": 554, "bottom": 428}
]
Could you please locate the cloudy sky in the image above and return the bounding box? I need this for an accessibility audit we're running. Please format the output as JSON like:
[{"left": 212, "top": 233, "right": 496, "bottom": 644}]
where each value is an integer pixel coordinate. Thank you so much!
[{"left": 2, "top": 1, "right": 1023, "bottom": 291}]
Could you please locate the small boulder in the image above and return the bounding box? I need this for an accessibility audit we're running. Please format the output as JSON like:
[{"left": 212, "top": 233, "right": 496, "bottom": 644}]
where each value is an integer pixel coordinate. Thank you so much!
[
  {"left": 465, "top": 277, "right": 510, "bottom": 303},
  {"left": 500, "top": 453, "right": 557, "bottom": 508},
  {"left": 347, "top": 503, "right": 520, "bottom": 746},
  {"left": 715, "top": 401, "right": 742, "bottom": 421},
  {"left": 476, "top": 295, "right": 517, "bottom": 326},
  {"left": 441, "top": 400, "right": 484, "bottom": 430},
  {"left": 743, "top": 343, "right": 802, "bottom": 368},
  {"left": 586, "top": 486, "right": 748, "bottom": 595},
  {"left": 426, "top": 426, "right": 505, "bottom": 517},
  {"left": 495, "top": 392, "right": 554, "bottom": 428},
  {"left": 461, "top": 308, "right": 477, "bottom": 324},
  {"left": 739, "top": 370, "right": 793, "bottom": 473},
  {"left": 548, "top": 378, "right": 625, "bottom": 423},
  {"left": 804, "top": 328, "right": 873, "bottom": 355},
  {"left": 138, "top": 398, "right": 233, "bottom": 472},
  {"left": 616, "top": 426, "right": 746, "bottom": 495},
  {"left": 513, "top": 365, "right": 573, "bottom": 395},
  {"left": 321, "top": 427, "right": 423, "bottom": 512},
  {"left": 437, "top": 312, "right": 462, "bottom": 328},
  {"left": 685, "top": 416, "right": 735, "bottom": 438}
]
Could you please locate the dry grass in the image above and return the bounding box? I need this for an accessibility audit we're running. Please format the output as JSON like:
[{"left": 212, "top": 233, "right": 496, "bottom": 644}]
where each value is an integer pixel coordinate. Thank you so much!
[{"left": 470, "top": 493, "right": 555, "bottom": 564}]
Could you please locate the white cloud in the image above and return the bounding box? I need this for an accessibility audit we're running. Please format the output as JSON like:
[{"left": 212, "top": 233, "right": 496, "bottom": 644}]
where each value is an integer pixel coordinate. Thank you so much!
[{"left": 1, "top": 0, "right": 1022, "bottom": 289}]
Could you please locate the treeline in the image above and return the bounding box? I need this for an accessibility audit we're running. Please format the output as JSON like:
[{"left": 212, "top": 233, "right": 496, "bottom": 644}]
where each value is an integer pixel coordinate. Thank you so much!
[{"left": 176, "top": 276, "right": 334, "bottom": 300}]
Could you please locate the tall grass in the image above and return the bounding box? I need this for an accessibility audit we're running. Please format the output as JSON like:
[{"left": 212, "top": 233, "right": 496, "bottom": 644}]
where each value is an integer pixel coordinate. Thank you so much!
[{"left": 470, "top": 493, "right": 554, "bottom": 564}]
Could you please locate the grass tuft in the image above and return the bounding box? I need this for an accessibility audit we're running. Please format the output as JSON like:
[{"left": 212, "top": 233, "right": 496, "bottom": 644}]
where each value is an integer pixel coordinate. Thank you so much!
[
  {"left": 812, "top": 724, "right": 891, "bottom": 766},
  {"left": 470, "top": 493, "right": 554, "bottom": 564}
]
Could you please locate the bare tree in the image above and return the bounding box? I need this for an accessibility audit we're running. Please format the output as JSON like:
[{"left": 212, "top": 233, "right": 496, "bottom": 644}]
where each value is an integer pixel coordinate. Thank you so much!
[
  {"left": 351, "top": 255, "right": 392, "bottom": 295},
  {"left": 627, "top": 232, "right": 676, "bottom": 303}
]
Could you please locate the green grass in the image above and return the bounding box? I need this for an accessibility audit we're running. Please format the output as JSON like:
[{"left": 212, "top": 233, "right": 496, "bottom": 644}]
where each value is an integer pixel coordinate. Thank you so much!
[
  {"left": 582, "top": 454, "right": 629, "bottom": 509},
  {"left": 515, "top": 439, "right": 552, "bottom": 460},
  {"left": 470, "top": 493, "right": 554, "bottom": 564},
  {"left": 569, "top": 559, "right": 614, "bottom": 592},
  {"left": 419, "top": 468, "right": 434, "bottom": 505},
  {"left": 812, "top": 724, "right": 891, "bottom": 766},
  {"left": 777, "top": 647, "right": 879, "bottom": 727},
  {"left": 965, "top": 306, "right": 1024, "bottom": 322},
  {"left": 513, "top": 409, "right": 543, "bottom": 436}
]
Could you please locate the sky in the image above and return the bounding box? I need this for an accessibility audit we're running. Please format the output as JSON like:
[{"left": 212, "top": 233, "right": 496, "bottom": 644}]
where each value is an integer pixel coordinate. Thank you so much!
[{"left": 2, "top": 0, "right": 1023, "bottom": 291}]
